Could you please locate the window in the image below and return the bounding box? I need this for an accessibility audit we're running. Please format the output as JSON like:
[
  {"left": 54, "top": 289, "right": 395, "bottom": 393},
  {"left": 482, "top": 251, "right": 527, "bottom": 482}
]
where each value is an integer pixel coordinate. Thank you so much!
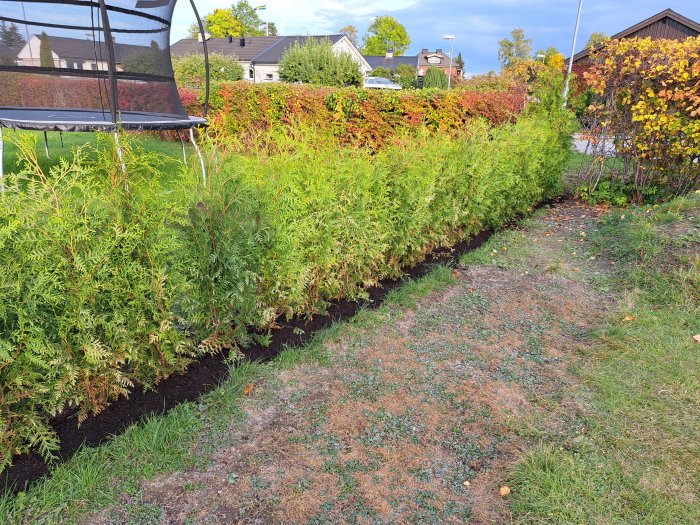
[{"left": 265, "top": 73, "right": 273, "bottom": 81}]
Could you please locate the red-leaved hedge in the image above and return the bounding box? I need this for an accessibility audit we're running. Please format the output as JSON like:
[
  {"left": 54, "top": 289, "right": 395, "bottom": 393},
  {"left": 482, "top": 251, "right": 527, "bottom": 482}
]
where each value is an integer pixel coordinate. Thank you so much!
[{"left": 180, "top": 81, "right": 528, "bottom": 150}]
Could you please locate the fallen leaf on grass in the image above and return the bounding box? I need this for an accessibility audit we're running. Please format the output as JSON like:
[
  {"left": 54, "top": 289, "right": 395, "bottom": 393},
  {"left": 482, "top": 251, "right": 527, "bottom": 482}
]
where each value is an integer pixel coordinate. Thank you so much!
[
  {"left": 693, "top": 334, "right": 700, "bottom": 344},
  {"left": 243, "top": 384, "right": 255, "bottom": 396},
  {"left": 500, "top": 485, "right": 511, "bottom": 497},
  {"left": 623, "top": 316, "right": 636, "bottom": 322}
]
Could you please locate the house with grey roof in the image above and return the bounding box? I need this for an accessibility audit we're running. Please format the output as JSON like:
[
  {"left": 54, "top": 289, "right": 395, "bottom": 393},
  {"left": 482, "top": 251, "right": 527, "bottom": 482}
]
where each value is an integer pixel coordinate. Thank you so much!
[
  {"left": 171, "top": 34, "right": 371, "bottom": 83},
  {"left": 16, "top": 34, "right": 165, "bottom": 73},
  {"left": 364, "top": 52, "right": 418, "bottom": 73},
  {"left": 0, "top": 43, "right": 18, "bottom": 65}
]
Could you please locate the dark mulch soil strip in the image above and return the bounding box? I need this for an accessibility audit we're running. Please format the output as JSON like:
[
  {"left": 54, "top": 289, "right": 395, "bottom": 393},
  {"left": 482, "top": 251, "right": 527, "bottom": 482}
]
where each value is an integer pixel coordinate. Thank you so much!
[{"left": 3, "top": 227, "right": 501, "bottom": 494}]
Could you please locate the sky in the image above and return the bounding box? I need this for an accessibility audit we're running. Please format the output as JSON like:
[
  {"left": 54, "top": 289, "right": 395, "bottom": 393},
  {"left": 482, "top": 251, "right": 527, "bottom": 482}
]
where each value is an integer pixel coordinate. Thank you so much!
[{"left": 171, "top": 1, "right": 700, "bottom": 73}]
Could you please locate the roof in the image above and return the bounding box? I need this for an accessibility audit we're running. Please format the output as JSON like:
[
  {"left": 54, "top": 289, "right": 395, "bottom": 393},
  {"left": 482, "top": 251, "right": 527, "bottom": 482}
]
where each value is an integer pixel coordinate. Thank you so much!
[
  {"left": 170, "top": 35, "right": 346, "bottom": 64},
  {"left": 170, "top": 36, "right": 282, "bottom": 62},
  {"left": 0, "top": 43, "right": 18, "bottom": 59},
  {"left": 365, "top": 55, "right": 418, "bottom": 71},
  {"left": 23, "top": 35, "right": 159, "bottom": 63},
  {"left": 572, "top": 8, "right": 700, "bottom": 63},
  {"left": 253, "top": 35, "right": 345, "bottom": 64}
]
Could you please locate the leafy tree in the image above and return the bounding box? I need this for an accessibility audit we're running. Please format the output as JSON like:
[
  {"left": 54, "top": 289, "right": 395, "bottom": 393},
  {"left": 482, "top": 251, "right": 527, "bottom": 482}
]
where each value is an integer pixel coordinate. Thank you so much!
[
  {"left": 586, "top": 32, "right": 607, "bottom": 49},
  {"left": 498, "top": 28, "right": 532, "bottom": 68},
  {"left": 173, "top": 52, "right": 244, "bottom": 88},
  {"left": 454, "top": 51, "right": 465, "bottom": 71},
  {"left": 0, "top": 21, "right": 25, "bottom": 48},
  {"left": 267, "top": 22, "right": 278, "bottom": 36},
  {"left": 231, "top": 1, "right": 267, "bottom": 36},
  {"left": 279, "top": 38, "right": 362, "bottom": 87},
  {"left": 422, "top": 66, "right": 448, "bottom": 89},
  {"left": 395, "top": 63, "right": 417, "bottom": 89},
  {"left": 371, "top": 66, "right": 392, "bottom": 79},
  {"left": 205, "top": 8, "right": 244, "bottom": 38},
  {"left": 39, "top": 32, "right": 54, "bottom": 67},
  {"left": 361, "top": 16, "right": 411, "bottom": 56},
  {"left": 122, "top": 41, "right": 165, "bottom": 75},
  {"left": 339, "top": 25, "right": 358, "bottom": 46}
]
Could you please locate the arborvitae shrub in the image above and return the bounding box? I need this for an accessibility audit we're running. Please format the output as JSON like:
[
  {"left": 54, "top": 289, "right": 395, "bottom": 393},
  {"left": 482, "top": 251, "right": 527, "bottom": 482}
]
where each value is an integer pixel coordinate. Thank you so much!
[
  {"left": 423, "top": 66, "right": 449, "bottom": 89},
  {"left": 0, "top": 76, "right": 574, "bottom": 471}
]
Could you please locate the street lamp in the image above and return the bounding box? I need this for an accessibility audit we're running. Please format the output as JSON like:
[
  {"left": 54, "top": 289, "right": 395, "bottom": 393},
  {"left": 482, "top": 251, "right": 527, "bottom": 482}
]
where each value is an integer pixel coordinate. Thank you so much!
[
  {"left": 536, "top": 53, "right": 546, "bottom": 63},
  {"left": 442, "top": 34, "right": 455, "bottom": 89},
  {"left": 563, "top": 0, "right": 584, "bottom": 106}
]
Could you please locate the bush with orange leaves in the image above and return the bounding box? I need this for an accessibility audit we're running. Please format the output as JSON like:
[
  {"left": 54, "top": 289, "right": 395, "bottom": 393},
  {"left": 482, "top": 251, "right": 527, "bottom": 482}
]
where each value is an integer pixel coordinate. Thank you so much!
[{"left": 579, "top": 37, "right": 700, "bottom": 202}]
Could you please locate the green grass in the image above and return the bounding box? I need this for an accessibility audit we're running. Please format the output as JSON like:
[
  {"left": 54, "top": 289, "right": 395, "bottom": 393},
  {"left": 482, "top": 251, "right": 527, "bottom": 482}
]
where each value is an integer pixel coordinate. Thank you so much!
[
  {"left": 0, "top": 265, "right": 457, "bottom": 525},
  {"left": 510, "top": 195, "right": 700, "bottom": 524},
  {"left": 1, "top": 129, "right": 190, "bottom": 178}
]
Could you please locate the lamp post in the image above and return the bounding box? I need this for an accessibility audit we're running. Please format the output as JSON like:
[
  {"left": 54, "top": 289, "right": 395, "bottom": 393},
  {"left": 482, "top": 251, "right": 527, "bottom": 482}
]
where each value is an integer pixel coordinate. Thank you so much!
[
  {"left": 563, "top": 0, "right": 584, "bottom": 106},
  {"left": 443, "top": 34, "right": 455, "bottom": 89}
]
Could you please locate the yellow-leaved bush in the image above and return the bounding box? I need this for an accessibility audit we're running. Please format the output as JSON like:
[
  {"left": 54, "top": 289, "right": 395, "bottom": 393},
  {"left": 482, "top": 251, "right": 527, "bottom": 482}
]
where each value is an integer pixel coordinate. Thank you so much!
[{"left": 583, "top": 37, "right": 700, "bottom": 200}]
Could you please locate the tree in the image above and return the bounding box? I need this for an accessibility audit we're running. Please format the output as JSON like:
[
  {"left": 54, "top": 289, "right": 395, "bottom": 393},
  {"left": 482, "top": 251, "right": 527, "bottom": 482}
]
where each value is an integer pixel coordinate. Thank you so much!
[
  {"left": 267, "top": 22, "right": 278, "bottom": 36},
  {"left": 205, "top": 8, "right": 244, "bottom": 38},
  {"left": 395, "top": 63, "right": 417, "bottom": 89},
  {"left": 0, "top": 22, "right": 25, "bottom": 48},
  {"left": 173, "top": 52, "right": 244, "bottom": 88},
  {"left": 586, "top": 32, "right": 607, "bottom": 49},
  {"left": 371, "top": 66, "right": 392, "bottom": 79},
  {"left": 279, "top": 38, "right": 362, "bottom": 87},
  {"left": 231, "top": 1, "right": 267, "bottom": 36},
  {"left": 454, "top": 51, "right": 465, "bottom": 72},
  {"left": 498, "top": 28, "right": 532, "bottom": 68},
  {"left": 122, "top": 40, "right": 165, "bottom": 75},
  {"left": 39, "top": 32, "right": 54, "bottom": 67},
  {"left": 339, "top": 25, "right": 358, "bottom": 46},
  {"left": 422, "top": 66, "right": 448, "bottom": 89},
  {"left": 361, "top": 16, "right": 411, "bottom": 56}
]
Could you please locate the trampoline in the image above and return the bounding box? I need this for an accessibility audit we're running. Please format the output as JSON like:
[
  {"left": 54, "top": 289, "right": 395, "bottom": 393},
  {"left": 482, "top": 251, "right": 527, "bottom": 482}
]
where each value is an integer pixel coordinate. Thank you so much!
[{"left": 0, "top": 0, "right": 211, "bottom": 180}]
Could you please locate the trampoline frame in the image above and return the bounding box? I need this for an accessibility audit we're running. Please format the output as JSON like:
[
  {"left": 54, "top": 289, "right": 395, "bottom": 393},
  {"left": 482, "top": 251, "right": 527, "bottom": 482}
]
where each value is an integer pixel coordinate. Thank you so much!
[{"left": 0, "top": 0, "right": 211, "bottom": 186}]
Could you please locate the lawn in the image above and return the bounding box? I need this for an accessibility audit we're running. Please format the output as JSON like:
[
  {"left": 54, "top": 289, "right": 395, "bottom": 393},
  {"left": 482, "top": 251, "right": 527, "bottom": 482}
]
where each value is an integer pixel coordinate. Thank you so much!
[
  {"left": 1, "top": 194, "right": 695, "bottom": 524},
  {"left": 1, "top": 129, "right": 191, "bottom": 178}
]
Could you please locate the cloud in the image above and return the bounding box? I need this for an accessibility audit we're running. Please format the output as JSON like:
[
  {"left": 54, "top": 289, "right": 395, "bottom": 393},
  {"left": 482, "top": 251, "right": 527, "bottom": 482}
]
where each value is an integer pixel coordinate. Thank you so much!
[{"left": 172, "top": 0, "right": 420, "bottom": 38}]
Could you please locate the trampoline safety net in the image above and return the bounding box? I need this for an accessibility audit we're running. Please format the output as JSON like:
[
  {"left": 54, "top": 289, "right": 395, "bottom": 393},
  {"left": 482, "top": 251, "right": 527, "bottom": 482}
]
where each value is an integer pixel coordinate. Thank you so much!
[{"left": 0, "top": 0, "right": 207, "bottom": 131}]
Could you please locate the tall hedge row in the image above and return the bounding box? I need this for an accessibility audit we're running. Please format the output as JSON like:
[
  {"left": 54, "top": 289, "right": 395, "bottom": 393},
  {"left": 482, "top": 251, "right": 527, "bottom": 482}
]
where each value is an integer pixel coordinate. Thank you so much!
[
  {"left": 0, "top": 82, "right": 573, "bottom": 473},
  {"left": 180, "top": 81, "right": 529, "bottom": 151}
]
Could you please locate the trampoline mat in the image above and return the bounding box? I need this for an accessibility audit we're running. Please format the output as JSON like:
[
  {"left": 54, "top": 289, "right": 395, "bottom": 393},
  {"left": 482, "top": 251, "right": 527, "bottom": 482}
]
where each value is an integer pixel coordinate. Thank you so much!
[{"left": 0, "top": 108, "right": 207, "bottom": 132}]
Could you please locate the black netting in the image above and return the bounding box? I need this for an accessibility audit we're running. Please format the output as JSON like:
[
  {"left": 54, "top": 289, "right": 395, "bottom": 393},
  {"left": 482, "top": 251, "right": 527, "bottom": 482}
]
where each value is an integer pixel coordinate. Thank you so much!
[{"left": 0, "top": 0, "right": 200, "bottom": 129}]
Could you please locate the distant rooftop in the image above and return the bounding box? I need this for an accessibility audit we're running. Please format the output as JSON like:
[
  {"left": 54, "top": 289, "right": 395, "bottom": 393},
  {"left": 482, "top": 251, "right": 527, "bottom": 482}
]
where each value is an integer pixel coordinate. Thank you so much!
[
  {"left": 171, "top": 35, "right": 346, "bottom": 64},
  {"left": 364, "top": 55, "right": 418, "bottom": 71}
]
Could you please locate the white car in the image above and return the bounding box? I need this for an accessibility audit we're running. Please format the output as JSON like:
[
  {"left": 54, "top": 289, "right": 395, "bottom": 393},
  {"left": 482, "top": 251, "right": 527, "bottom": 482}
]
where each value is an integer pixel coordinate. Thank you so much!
[{"left": 364, "top": 77, "right": 403, "bottom": 90}]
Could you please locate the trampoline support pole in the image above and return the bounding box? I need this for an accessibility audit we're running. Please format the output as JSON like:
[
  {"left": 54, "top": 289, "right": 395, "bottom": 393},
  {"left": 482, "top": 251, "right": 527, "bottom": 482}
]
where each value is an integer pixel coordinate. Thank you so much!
[
  {"left": 43, "top": 131, "right": 51, "bottom": 159},
  {"left": 177, "top": 130, "right": 187, "bottom": 165},
  {"left": 0, "top": 126, "right": 4, "bottom": 194},
  {"left": 190, "top": 128, "right": 207, "bottom": 186}
]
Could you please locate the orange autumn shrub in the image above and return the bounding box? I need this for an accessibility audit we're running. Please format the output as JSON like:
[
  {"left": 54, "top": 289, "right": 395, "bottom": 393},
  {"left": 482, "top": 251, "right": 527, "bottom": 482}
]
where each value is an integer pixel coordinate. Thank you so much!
[
  {"left": 581, "top": 37, "right": 700, "bottom": 200},
  {"left": 179, "top": 80, "right": 528, "bottom": 152}
]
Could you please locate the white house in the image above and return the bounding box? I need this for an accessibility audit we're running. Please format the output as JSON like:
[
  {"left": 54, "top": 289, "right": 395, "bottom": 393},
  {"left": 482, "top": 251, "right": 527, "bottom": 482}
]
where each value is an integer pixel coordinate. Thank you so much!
[{"left": 171, "top": 34, "right": 372, "bottom": 83}]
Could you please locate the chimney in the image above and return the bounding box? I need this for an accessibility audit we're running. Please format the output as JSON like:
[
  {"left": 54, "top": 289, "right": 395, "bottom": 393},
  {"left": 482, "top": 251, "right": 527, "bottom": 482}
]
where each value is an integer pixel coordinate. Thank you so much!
[
  {"left": 421, "top": 48, "right": 428, "bottom": 53},
  {"left": 240, "top": 37, "right": 246, "bottom": 47},
  {"left": 197, "top": 32, "right": 211, "bottom": 43},
  {"left": 436, "top": 48, "right": 443, "bottom": 53},
  {"left": 385, "top": 48, "right": 394, "bottom": 59},
  {"left": 228, "top": 36, "right": 233, "bottom": 44}
]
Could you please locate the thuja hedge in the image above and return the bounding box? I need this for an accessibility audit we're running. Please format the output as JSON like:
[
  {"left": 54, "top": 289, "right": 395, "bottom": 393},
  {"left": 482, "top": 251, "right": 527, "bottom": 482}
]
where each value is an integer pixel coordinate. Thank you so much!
[
  {"left": 180, "top": 80, "right": 528, "bottom": 151},
  {"left": 0, "top": 101, "right": 573, "bottom": 472}
]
